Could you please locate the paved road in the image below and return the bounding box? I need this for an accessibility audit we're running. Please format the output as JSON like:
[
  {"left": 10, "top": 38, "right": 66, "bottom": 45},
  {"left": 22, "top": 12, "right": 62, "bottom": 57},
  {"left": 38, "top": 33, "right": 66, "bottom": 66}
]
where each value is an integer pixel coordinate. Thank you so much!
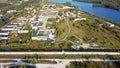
[
  {"left": 0, "top": 59, "right": 120, "bottom": 62},
  {"left": 0, "top": 51, "right": 120, "bottom": 55},
  {"left": 0, "top": 59, "right": 120, "bottom": 68}
]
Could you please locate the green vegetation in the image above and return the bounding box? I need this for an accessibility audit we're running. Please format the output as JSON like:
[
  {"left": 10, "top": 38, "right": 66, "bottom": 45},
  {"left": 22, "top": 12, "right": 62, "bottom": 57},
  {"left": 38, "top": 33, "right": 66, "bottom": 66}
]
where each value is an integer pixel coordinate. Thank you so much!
[
  {"left": 0, "top": 54, "right": 120, "bottom": 59},
  {"left": 0, "top": 3, "right": 11, "bottom": 8},
  {"left": 70, "top": 11, "right": 120, "bottom": 48},
  {"left": 74, "top": 0, "right": 120, "bottom": 10},
  {"left": 67, "top": 61, "right": 120, "bottom": 68},
  {"left": 22, "top": 59, "right": 57, "bottom": 64}
]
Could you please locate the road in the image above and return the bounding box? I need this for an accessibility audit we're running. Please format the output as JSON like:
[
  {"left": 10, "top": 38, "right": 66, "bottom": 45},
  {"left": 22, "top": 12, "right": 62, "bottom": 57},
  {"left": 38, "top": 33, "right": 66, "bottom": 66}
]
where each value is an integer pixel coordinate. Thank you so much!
[
  {"left": 63, "top": 17, "right": 71, "bottom": 41},
  {"left": 0, "top": 51, "right": 120, "bottom": 55},
  {"left": 0, "top": 59, "right": 120, "bottom": 68},
  {"left": 58, "top": 17, "right": 71, "bottom": 42}
]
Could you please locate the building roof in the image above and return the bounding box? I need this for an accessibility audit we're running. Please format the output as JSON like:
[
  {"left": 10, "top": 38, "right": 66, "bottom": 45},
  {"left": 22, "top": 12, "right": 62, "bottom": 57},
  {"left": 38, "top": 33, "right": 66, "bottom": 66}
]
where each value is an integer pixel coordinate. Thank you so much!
[
  {"left": 37, "top": 35, "right": 48, "bottom": 40},
  {"left": 0, "top": 31, "right": 9, "bottom": 33}
]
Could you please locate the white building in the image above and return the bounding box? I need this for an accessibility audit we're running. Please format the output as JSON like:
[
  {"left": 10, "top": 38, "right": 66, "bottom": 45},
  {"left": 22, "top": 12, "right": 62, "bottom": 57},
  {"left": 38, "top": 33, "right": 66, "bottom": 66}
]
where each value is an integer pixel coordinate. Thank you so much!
[
  {"left": 38, "top": 16, "right": 46, "bottom": 22},
  {"left": 0, "top": 14, "right": 3, "bottom": 17},
  {"left": 0, "top": 31, "right": 9, "bottom": 35},
  {"left": 0, "top": 36, "right": 9, "bottom": 40},
  {"left": 32, "top": 35, "right": 48, "bottom": 40},
  {"left": 24, "top": 7, "right": 33, "bottom": 10},
  {"left": 7, "top": 10, "right": 17, "bottom": 14},
  {"left": 5, "top": 24, "right": 18, "bottom": 28},
  {"left": 109, "top": 24, "right": 115, "bottom": 27},
  {"left": 95, "top": 18, "right": 115, "bottom": 27},
  {"left": 49, "top": 33, "right": 56, "bottom": 40},
  {"left": 0, "top": 14, "right": 3, "bottom": 19},
  {"left": 18, "top": 30, "right": 29, "bottom": 33},
  {"left": 106, "top": 22, "right": 115, "bottom": 27},
  {"left": 1, "top": 27, "right": 18, "bottom": 31},
  {"left": 37, "top": 35, "right": 48, "bottom": 40},
  {"left": 74, "top": 18, "right": 86, "bottom": 22}
]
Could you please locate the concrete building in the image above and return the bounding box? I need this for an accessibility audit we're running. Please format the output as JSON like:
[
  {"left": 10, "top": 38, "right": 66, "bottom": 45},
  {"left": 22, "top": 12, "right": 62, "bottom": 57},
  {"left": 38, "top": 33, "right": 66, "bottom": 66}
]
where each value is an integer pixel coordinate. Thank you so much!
[
  {"left": 32, "top": 35, "right": 48, "bottom": 40},
  {"left": 0, "top": 14, "right": 3, "bottom": 19},
  {"left": 95, "top": 18, "right": 115, "bottom": 27},
  {"left": 1, "top": 27, "right": 16, "bottom": 31},
  {"left": 7, "top": 10, "right": 17, "bottom": 14},
  {"left": 38, "top": 16, "right": 46, "bottom": 22},
  {"left": 0, "top": 35, "right": 9, "bottom": 40},
  {"left": 18, "top": 30, "right": 29, "bottom": 33},
  {"left": 5, "top": 24, "right": 18, "bottom": 28},
  {"left": 0, "top": 31, "right": 9, "bottom": 35},
  {"left": 74, "top": 18, "right": 86, "bottom": 21},
  {"left": 37, "top": 35, "right": 48, "bottom": 40}
]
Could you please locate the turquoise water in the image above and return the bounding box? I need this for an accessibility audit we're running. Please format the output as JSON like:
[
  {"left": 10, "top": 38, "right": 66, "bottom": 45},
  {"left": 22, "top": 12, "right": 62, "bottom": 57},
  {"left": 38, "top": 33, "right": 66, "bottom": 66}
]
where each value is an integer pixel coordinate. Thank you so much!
[{"left": 49, "top": 0, "right": 120, "bottom": 23}]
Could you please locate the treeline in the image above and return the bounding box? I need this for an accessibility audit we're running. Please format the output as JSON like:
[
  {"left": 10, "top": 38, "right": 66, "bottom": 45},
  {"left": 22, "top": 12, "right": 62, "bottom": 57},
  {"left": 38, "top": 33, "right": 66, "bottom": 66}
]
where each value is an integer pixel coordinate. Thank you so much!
[
  {"left": 67, "top": 61, "right": 120, "bottom": 68},
  {"left": 73, "top": 0, "right": 120, "bottom": 10},
  {"left": 0, "top": 3, "right": 11, "bottom": 8}
]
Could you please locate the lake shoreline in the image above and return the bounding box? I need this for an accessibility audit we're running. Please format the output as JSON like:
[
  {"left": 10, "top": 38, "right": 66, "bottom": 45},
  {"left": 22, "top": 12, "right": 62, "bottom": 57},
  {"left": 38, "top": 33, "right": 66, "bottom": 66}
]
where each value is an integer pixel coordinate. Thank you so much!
[
  {"left": 73, "top": 0, "right": 120, "bottom": 11},
  {"left": 49, "top": 0, "right": 120, "bottom": 24}
]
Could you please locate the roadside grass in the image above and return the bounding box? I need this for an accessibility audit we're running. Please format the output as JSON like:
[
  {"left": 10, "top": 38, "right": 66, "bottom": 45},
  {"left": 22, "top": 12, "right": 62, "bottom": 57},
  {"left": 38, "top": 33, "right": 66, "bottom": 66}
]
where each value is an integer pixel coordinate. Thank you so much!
[{"left": 22, "top": 59, "right": 57, "bottom": 64}]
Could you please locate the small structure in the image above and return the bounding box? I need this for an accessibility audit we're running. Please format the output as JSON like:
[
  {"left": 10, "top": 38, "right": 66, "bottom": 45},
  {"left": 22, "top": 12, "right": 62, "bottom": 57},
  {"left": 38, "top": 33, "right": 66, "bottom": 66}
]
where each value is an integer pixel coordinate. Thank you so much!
[
  {"left": 0, "top": 14, "right": 3, "bottom": 19},
  {"left": 74, "top": 16, "right": 86, "bottom": 21},
  {"left": 63, "top": 6, "right": 74, "bottom": 9},
  {"left": 48, "top": 29, "right": 56, "bottom": 42},
  {"left": 38, "top": 16, "right": 46, "bottom": 22},
  {"left": 32, "top": 35, "right": 48, "bottom": 40},
  {"left": 95, "top": 18, "right": 115, "bottom": 27},
  {"left": 48, "top": 33, "right": 56, "bottom": 42},
  {"left": 0, "top": 31, "right": 9, "bottom": 35},
  {"left": 5, "top": 24, "right": 18, "bottom": 28},
  {"left": 31, "top": 23, "right": 38, "bottom": 30},
  {"left": 7, "top": 10, "right": 17, "bottom": 14},
  {"left": 24, "top": 7, "right": 33, "bottom": 10},
  {"left": 1, "top": 27, "right": 16, "bottom": 31},
  {"left": 0, "top": 35, "right": 9, "bottom": 40},
  {"left": 18, "top": 30, "right": 29, "bottom": 33},
  {"left": 37, "top": 35, "right": 48, "bottom": 40}
]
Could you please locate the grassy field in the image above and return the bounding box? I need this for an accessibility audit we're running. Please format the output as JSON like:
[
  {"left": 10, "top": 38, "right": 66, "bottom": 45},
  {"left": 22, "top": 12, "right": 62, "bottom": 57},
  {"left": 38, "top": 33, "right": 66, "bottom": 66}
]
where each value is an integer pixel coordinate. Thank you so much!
[{"left": 73, "top": 12, "right": 120, "bottom": 48}]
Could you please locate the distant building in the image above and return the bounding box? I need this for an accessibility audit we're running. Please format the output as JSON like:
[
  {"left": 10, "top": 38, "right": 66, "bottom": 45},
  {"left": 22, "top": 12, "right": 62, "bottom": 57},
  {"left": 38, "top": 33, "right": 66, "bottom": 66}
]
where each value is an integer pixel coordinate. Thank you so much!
[
  {"left": 37, "top": 35, "right": 48, "bottom": 40},
  {"left": 48, "top": 33, "right": 56, "bottom": 43},
  {"left": 32, "top": 35, "right": 48, "bottom": 40},
  {"left": 95, "top": 18, "right": 115, "bottom": 27},
  {"left": 38, "top": 16, "right": 46, "bottom": 22},
  {"left": 7, "top": 10, "right": 17, "bottom": 14},
  {"left": 0, "top": 14, "right": 3, "bottom": 19},
  {"left": 18, "top": 30, "right": 29, "bottom": 33},
  {"left": 0, "top": 35, "right": 9, "bottom": 40},
  {"left": 1, "top": 27, "right": 16, "bottom": 31},
  {"left": 0, "top": 31, "right": 9, "bottom": 35},
  {"left": 74, "top": 17, "right": 86, "bottom": 22},
  {"left": 5, "top": 24, "right": 18, "bottom": 28},
  {"left": 24, "top": 7, "right": 32, "bottom": 10}
]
